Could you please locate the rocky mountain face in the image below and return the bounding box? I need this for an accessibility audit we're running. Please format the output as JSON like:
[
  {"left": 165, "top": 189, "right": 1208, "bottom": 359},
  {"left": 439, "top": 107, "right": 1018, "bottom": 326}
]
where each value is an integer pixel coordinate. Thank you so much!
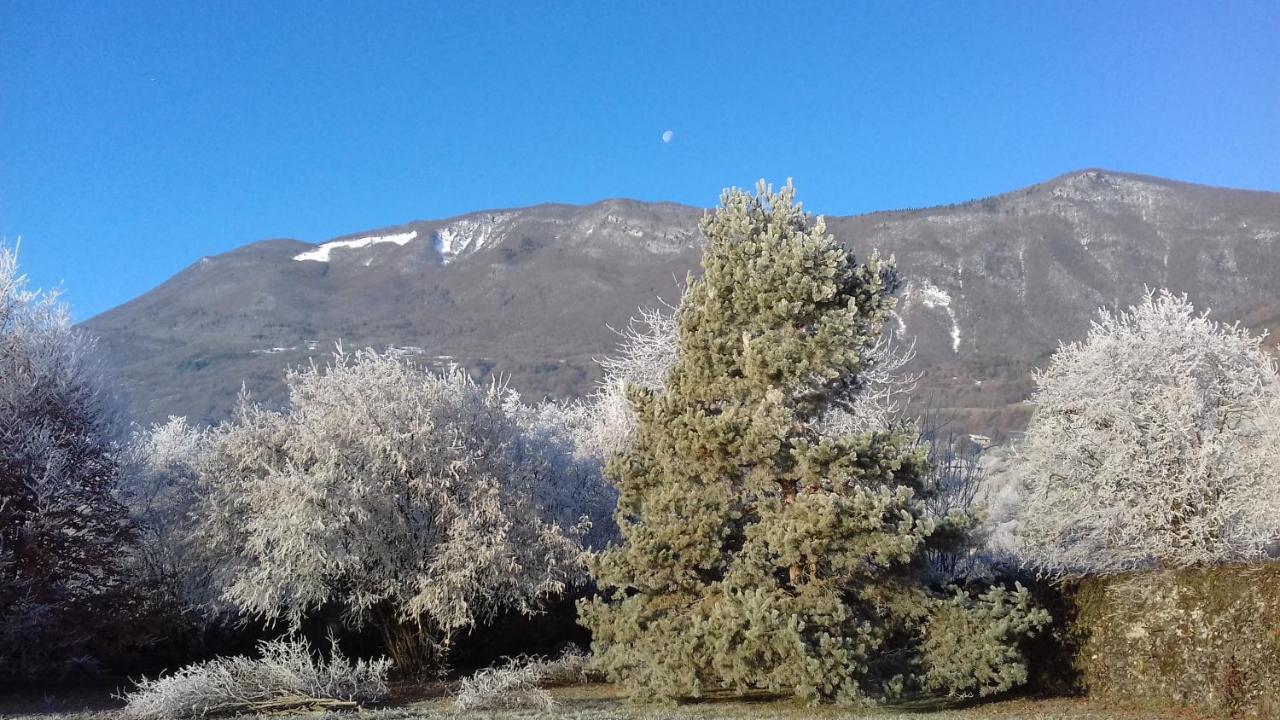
[{"left": 83, "top": 170, "right": 1280, "bottom": 438}]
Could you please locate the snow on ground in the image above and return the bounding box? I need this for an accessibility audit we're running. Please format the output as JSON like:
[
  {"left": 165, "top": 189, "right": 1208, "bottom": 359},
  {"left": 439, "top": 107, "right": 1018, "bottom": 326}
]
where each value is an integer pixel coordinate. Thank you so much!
[{"left": 293, "top": 231, "right": 419, "bottom": 262}]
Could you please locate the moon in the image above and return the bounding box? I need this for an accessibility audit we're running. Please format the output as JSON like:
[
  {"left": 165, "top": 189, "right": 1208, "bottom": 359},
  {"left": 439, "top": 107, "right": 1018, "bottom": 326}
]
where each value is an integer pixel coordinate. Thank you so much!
[{"left": 661, "top": 130, "right": 674, "bottom": 144}]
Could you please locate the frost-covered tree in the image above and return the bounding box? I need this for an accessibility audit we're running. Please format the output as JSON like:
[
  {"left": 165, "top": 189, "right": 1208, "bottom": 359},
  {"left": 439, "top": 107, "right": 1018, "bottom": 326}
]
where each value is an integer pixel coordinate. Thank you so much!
[
  {"left": 188, "top": 349, "right": 589, "bottom": 675},
  {"left": 581, "top": 182, "right": 1044, "bottom": 703},
  {"left": 503, "top": 397, "right": 619, "bottom": 548},
  {"left": 118, "top": 417, "right": 218, "bottom": 621},
  {"left": 583, "top": 296, "right": 916, "bottom": 461},
  {"left": 968, "top": 446, "right": 1028, "bottom": 568},
  {"left": 0, "top": 246, "right": 132, "bottom": 674},
  {"left": 579, "top": 304, "right": 679, "bottom": 461},
  {"left": 1016, "top": 290, "right": 1280, "bottom": 575}
]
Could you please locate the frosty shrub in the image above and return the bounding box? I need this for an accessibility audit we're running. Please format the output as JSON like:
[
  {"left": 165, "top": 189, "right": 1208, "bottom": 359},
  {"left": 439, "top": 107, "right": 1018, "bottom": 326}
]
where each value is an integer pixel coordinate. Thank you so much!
[
  {"left": 814, "top": 335, "right": 917, "bottom": 438},
  {"left": 504, "top": 396, "right": 619, "bottom": 548},
  {"left": 118, "top": 417, "right": 221, "bottom": 626},
  {"left": 189, "top": 349, "right": 589, "bottom": 675},
  {"left": 119, "top": 637, "right": 390, "bottom": 719},
  {"left": 0, "top": 245, "right": 133, "bottom": 675},
  {"left": 453, "top": 647, "right": 588, "bottom": 711},
  {"left": 970, "top": 446, "right": 1027, "bottom": 567},
  {"left": 920, "top": 584, "right": 1049, "bottom": 698},
  {"left": 581, "top": 182, "right": 1045, "bottom": 704},
  {"left": 1016, "top": 290, "right": 1280, "bottom": 575}
]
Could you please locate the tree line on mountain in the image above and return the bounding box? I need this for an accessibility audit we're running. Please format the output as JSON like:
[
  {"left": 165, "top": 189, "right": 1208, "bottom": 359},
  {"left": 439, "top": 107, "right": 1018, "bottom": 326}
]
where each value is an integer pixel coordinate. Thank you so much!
[{"left": 2, "top": 182, "right": 1278, "bottom": 709}]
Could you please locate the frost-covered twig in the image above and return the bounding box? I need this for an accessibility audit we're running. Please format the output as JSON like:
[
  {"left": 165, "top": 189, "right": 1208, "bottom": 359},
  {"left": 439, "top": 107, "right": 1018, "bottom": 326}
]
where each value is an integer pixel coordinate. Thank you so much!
[
  {"left": 452, "top": 647, "right": 589, "bottom": 711},
  {"left": 118, "top": 637, "right": 391, "bottom": 720}
]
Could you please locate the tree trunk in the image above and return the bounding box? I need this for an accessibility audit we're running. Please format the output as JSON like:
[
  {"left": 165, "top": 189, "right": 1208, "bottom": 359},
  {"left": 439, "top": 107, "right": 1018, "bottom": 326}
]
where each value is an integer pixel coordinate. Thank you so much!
[
  {"left": 781, "top": 479, "right": 801, "bottom": 587},
  {"left": 375, "top": 607, "right": 447, "bottom": 679}
]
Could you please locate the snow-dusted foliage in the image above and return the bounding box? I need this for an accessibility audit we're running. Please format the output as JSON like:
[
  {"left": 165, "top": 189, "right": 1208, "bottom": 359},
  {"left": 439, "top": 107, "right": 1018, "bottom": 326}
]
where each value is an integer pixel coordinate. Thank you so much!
[
  {"left": 118, "top": 417, "right": 219, "bottom": 617},
  {"left": 921, "top": 583, "right": 1049, "bottom": 699},
  {"left": 580, "top": 303, "right": 679, "bottom": 460},
  {"left": 0, "top": 245, "right": 132, "bottom": 674},
  {"left": 583, "top": 299, "right": 917, "bottom": 460},
  {"left": 1016, "top": 290, "right": 1280, "bottom": 575},
  {"left": 452, "top": 647, "right": 588, "bottom": 711},
  {"left": 119, "top": 637, "right": 390, "bottom": 719},
  {"left": 503, "top": 397, "right": 618, "bottom": 548},
  {"left": 815, "top": 335, "right": 918, "bottom": 437},
  {"left": 971, "top": 447, "right": 1027, "bottom": 565},
  {"left": 188, "top": 349, "right": 589, "bottom": 673}
]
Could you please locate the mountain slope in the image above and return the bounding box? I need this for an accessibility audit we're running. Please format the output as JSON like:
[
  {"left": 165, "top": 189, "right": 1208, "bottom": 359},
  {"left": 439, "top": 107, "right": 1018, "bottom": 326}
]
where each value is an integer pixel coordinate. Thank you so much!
[{"left": 83, "top": 170, "right": 1280, "bottom": 437}]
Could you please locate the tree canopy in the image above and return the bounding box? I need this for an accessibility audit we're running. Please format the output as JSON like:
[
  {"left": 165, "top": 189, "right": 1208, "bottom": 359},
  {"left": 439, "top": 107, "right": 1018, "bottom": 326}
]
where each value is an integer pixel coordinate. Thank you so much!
[
  {"left": 581, "top": 182, "right": 1043, "bottom": 703},
  {"left": 1016, "top": 290, "right": 1280, "bottom": 574}
]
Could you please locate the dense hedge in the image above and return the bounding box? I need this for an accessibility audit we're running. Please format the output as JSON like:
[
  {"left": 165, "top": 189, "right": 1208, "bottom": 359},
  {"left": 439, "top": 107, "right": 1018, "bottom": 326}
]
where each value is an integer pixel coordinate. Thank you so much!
[{"left": 1070, "top": 563, "right": 1280, "bottom": 716}]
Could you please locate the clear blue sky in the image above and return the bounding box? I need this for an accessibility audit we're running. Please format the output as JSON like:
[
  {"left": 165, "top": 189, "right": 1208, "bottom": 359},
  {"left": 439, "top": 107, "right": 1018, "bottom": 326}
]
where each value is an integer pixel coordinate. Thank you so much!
[{"left": 3, "top": 1, "right": 1277, "bottom": 320}]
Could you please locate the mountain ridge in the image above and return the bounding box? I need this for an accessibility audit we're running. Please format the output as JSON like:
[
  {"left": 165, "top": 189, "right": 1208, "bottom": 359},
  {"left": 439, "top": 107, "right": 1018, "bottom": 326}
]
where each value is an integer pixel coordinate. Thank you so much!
[{"left": 83, "top": 169, "right": 1280, "bottom": 437}]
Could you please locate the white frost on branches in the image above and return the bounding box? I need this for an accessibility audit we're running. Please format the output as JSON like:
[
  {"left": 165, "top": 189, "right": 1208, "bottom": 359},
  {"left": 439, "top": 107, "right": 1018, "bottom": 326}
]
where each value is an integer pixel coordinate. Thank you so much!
[
  {"left": 582, "top": 299, "right": 917, "bottom": 460},
  {"left": 453, "top": 647, "right": 589, "bottom": 711},
  {"left": 0, "top": 245, "right": 130, "bottom": 672},
  {"left": 188, "top": 349, "right": 589, "bottom": 657},
  {"left": 579, "top": 304, "right": 679, "bottom": 460},
  {"left": 816, "top": 334, "right": 918, "bottom": 437},
  {"left": 118, "top": 417, "right": 218, "bottom": 613},
  {"left": 1015, "top": 290, "right": 1280, "bottom": 575},
  {"left": 119, "top": 637, "right": 391, "bottom": 720},
  {"left": 502, "top": 397, "right": 619, "bottom": 548}
]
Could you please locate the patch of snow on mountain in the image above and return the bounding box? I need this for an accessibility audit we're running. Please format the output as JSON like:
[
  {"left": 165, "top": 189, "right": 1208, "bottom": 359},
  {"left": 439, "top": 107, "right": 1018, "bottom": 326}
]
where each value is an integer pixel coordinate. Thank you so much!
[
  {"left": 293, "top": 231, "right": 419, "bottom": 262},
  {"left": 386, "top": 345, "right": 427, "bottom": 358},
  {"left": 432, "top": 213, "right": 515, "bottom": 264},
  {"left": 1049, "top": 171, "right": 1172, "bottom": 211},
  {"left": 913, "top": 280, "right": 952, "bottom": 310},
  {"left": 888, "top": 310, "right": 907, "bottom": 338},
  {"left": 606, "top": 213, "right": 646, "bottom": 237},
  {"left": 906, "top": 279, "right": 962, "bottom": 354}
]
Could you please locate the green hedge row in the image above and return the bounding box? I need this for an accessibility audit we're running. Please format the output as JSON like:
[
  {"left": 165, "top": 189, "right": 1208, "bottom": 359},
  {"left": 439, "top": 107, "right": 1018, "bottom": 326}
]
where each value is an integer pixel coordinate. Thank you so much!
[{"left": 1066, "top": 563, "right": 1280, "bottom": 716}]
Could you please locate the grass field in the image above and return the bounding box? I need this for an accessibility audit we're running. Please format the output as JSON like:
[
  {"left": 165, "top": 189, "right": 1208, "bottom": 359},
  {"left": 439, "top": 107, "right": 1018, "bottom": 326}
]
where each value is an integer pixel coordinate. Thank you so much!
[{"left": 0, "top": 682, "right": 1213, "bottom": 720}]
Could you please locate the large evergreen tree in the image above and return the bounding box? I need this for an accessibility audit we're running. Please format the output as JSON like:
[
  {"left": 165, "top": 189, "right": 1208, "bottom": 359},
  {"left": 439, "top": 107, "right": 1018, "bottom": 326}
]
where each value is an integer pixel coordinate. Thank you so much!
[{"left": 582, "top": 182, "right": 1042, "bottom": 703}]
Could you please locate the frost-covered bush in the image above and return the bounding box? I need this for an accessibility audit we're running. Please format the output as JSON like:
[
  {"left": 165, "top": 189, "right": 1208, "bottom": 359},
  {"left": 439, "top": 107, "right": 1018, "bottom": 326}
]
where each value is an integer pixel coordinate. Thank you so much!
[
  {"left": 119, "top": 637, "right": 390, "bottom": 719},
  {"left": 921, "top": 583, "right": 1050, "bottom": 698},
  {"left": 971, "top": 446, "right": 1027, "bottom": 566},
  {"left": 1016, "top": 290, "right": 1280, "bottom": 575},
  {"left": 118, "top": 417, "right": 219, "bottom": 619},
  {"left": 189, "top": 349, "right": 589, "bottom": 674},
  {"left": 504, "top": 397, "right": 619, "bottom": 548},
  {"left": 578, "top": 303, "right": 678, "bottom": 461},
  {"left": 0, "top": 245, "right": 133, "bottom": 675},
  {"left": 453, "top": 647, "right": 588, "bottom": 711}
]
